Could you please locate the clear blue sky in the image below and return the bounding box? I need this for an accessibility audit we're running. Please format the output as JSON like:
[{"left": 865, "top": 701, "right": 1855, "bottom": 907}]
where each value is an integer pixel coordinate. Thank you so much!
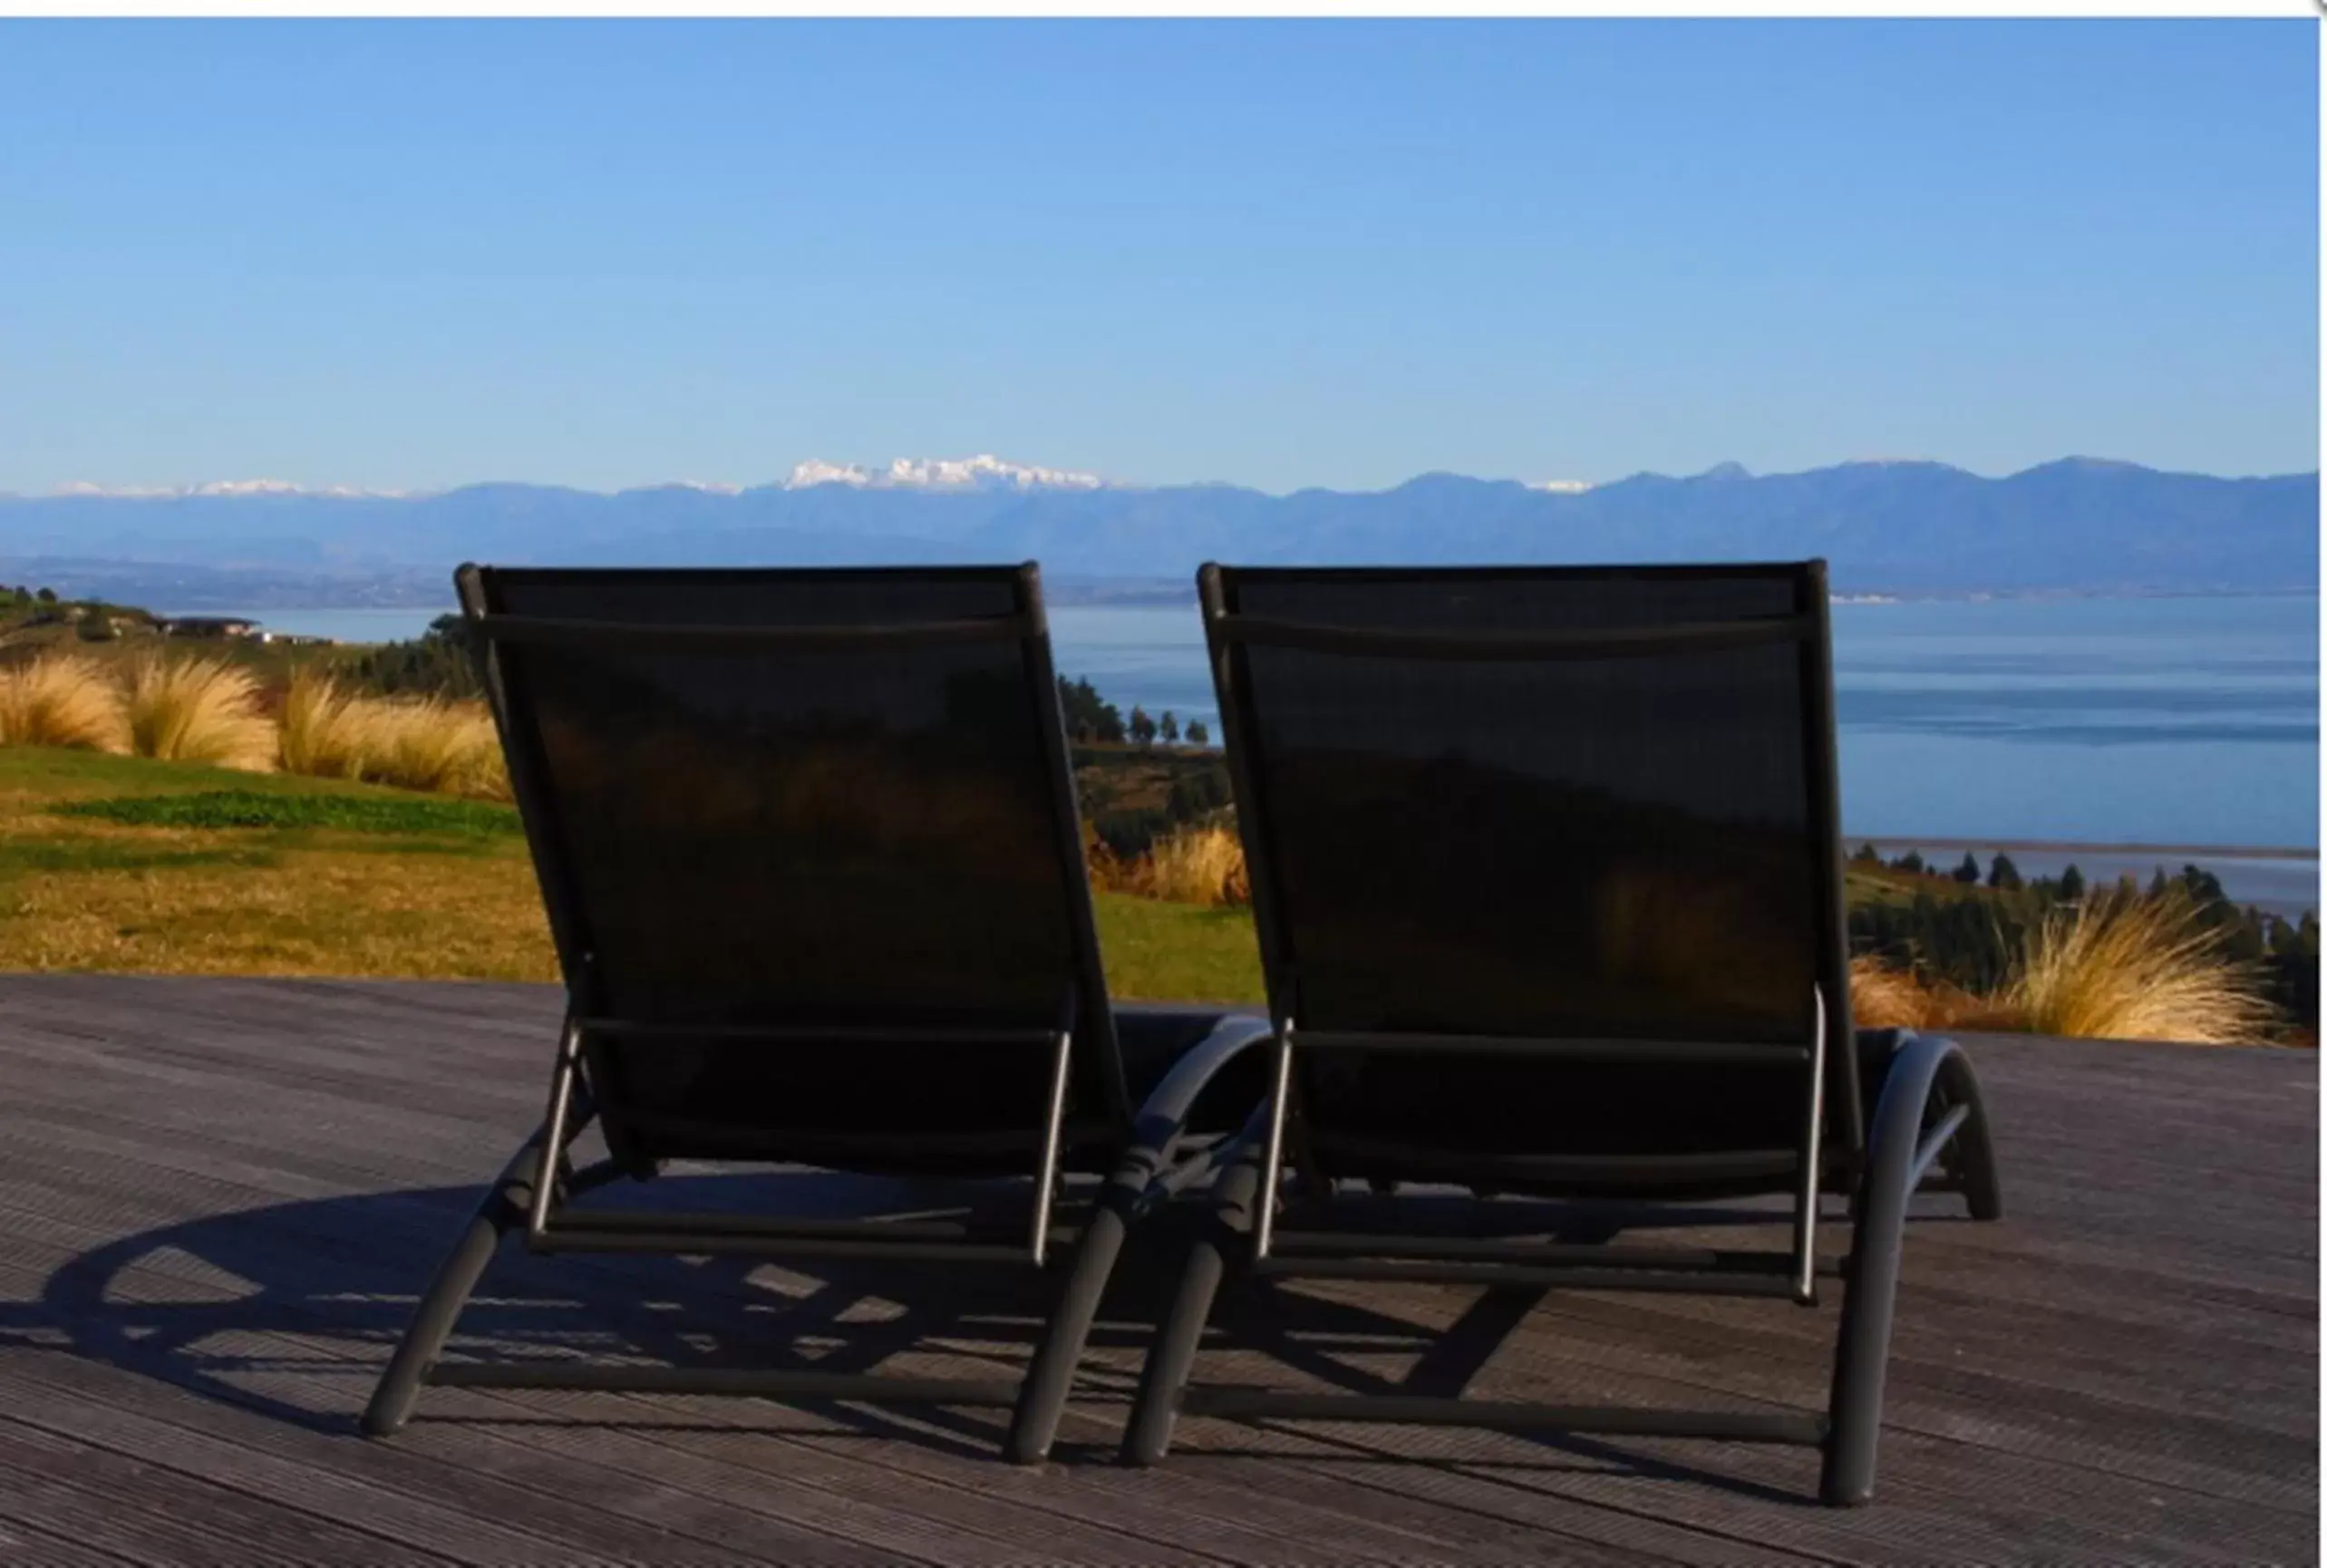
[{"left": 0, "top": 18, "right": 2314, "bottom": 495}]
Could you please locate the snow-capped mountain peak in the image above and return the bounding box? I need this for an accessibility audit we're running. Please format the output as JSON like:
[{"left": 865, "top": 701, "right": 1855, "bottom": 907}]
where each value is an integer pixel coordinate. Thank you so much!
[{"left": 784, "top": 454, "right": 1108, "bottom": 492}]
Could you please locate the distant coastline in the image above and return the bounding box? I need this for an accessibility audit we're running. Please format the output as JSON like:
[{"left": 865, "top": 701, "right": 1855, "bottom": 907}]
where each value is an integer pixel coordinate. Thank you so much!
[
  {"left": 101, "top": 590, "right": 2315, "bottom": 891},
  {"left": 110, "top": 576, "right": 2321, "bottom": 615},
  {"left": 1854, "top": 839, "right": 2317, "bottom": 918},
  {"left": 1855, "top": 837, "right": 2316, "bottom": 862}
]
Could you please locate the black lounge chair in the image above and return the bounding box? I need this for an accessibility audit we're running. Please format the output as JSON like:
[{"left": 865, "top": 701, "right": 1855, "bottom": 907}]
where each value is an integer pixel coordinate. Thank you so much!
[
  {"left": 363, "top": 563, "right": 1272, "bottom": 1457},
  {"left": 1121, "top": 561, "right": 2002, "bottom": 1505}
]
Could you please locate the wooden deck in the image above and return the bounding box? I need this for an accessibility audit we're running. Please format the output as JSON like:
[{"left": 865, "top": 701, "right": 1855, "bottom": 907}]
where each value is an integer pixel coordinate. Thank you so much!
[{"left": 0, "top": 975, "right": 2313, "bottom": 1566}]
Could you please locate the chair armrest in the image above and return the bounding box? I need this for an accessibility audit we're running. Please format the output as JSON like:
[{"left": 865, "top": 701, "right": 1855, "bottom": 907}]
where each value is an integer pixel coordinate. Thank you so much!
[{"left": 1107, "top": 1014, "right": 1275, "bottom": 1215}]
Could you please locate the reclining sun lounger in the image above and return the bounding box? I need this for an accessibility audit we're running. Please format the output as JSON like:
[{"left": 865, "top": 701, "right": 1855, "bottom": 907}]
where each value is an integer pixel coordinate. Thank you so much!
[
  {"left": 364, "top": 563, "right": 1272, "bottom": 1457},
  {"left": 1122, "top": 561, "right": 2002, "bottom": 1505}
]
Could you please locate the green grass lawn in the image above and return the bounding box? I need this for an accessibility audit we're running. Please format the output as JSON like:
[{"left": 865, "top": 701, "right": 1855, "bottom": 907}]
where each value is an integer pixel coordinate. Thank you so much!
[
  {"left": 1087, "top": 892, "right": 1263, "bottom": 1003},
  {"left": 0, "top": 745, "right": 1266, "bottom": 1002}
]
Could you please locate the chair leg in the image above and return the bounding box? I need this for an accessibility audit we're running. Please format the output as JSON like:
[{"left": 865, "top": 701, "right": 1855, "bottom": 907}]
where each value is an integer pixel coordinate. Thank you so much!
[
  {"left": 1821, "top": 1033, "right": 1999, "bottom": 1505},
  {"left": 1120, "top": 1139, "right": 1265, "bottom": 1466},
  {"left": 1936, "top": 1049, "right": 2004, "bottom": 1223},
  {"left": 1008, "top": 1014, "right": 1275, "bottom": 1464},
  {"left": 1004, "top": 1203, "right": 1131, "bottom": 1464},
  {"left": 361, "top": 1127, "right": 553, "bottom": 1437}
]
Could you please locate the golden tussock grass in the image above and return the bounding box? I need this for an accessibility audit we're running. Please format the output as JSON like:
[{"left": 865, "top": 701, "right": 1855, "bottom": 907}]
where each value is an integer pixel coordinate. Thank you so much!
[
  {"left": 278, "top": 673, "right": 373, "bottom": 781},
  {"left": 1848, "top": 953, "right": 1979, "bottom": 1031},
  {"left": 1851, "top": 895, "right": 2280, "bottom": 1044},
  {"left": 1126, "top": 824, "right": 1249, "bottom": 907},
  {"left": 278, "top": 675, "right": 510, "bottom": 800},
  {"left": 0, "top": 653, "right": 131, "bottom": 752},
  {"left": 1082, "top": 824, "right": 1134, "bottom": 894},
  {"left": 124, "top": 653, "right": 275, "bottom": 770},
  {"left": 373, "top": 697, "right": 507, "bottom": 799},
  {"left": 1976, "top": 893, "right": 2281, "bottom": 1045}
]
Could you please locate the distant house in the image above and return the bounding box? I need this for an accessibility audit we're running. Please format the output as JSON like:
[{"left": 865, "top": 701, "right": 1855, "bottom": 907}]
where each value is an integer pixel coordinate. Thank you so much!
[
  {"left": 255, "top": 630, "right": 333, "bottom": 646},
  {"left": 161, "top": 617, "right": 257, "bottom": 639}
]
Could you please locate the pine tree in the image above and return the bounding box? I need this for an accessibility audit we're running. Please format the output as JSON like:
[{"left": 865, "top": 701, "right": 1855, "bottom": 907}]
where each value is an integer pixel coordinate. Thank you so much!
[{"left": 1054, "top": 676, "right": 1125, "bottom": 743}]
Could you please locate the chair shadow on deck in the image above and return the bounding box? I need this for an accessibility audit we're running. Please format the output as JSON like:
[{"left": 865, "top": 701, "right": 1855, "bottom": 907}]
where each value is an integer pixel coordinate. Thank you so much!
[{"left": 0, "top": 1166, "right": 1915, "bottom": 1504}]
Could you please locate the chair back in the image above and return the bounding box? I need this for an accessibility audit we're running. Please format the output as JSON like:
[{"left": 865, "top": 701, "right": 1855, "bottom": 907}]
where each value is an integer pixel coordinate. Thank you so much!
[
  {"left": 462, "top": 563, "right": 1124, "bottom": 1170},
  {"left": 1201, "top": 561, "right": 1858, "bottom": 1193}
]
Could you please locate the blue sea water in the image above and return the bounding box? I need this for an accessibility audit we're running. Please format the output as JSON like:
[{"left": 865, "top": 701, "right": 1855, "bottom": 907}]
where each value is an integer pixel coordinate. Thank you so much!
[
  {"left": 194, "top": 594, "right": 2321, "bottom": 859},
  {"left": 1067, "top": 595, "right": 2322, "bottom": 856}
]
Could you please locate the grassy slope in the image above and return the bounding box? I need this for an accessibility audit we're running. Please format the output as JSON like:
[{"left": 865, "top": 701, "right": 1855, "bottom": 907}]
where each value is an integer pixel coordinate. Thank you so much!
[
  {"left": 0, "top": 747, "right": 552, "bottom": 979},
  {"left": 0, "top": 746, "right": 1266, "bottom": 1002}
]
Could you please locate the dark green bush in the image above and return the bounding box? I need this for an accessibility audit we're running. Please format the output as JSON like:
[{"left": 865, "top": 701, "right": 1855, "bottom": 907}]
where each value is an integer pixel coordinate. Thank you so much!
[{"left": 339, "top": 615, "right": 483, "bottom": 700}]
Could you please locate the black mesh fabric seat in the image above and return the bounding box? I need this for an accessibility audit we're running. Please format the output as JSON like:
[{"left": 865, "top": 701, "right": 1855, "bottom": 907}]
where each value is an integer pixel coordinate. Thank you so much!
[
  {"left": 1219, "top": 566, "right": 1837, "bottom": 1190},
  {"left": 1122, "top": 562, "right": 2005, "bottom": 1507},
  {"left": 364, "top": 564, "right": 1273, "bottom": 1461}
]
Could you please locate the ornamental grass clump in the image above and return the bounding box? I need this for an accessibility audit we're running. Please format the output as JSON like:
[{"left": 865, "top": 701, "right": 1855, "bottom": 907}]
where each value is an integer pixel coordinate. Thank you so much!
[
  {"left": 1132, "top": 824, "right": 1249, "bottom": 907},
  {"left": 278, "top": 673, "right": 376, "bottom": 781},
  {"left": 1847, "top": 953, "right": 1971, "bottom": 1031},
  {"left": 1974, "top": 891, "right": 2280, "bottom": 1045},
  {"left": 0, "top": 653, "right": 130, "bottom": 752},
  {"left": 124, "top": 653, "right": 274, "bottom": 769},
  {"left": 279, "top": 673, "right": 509, "bottom": 800}
]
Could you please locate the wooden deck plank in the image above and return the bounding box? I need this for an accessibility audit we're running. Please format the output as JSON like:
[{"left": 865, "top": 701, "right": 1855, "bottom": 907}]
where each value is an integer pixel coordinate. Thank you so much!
[
  {"left": 0, "top": 1123, "right": 1777, "bottom": 1564},
  {"left": 0, "top": 1214, "right": 1200, "bottom": 1565},
  {"left": 0, "top": 1348, "right": 891, "bottom": 1568},
  {"left": 0, "top": 1023, "right": 1843, "bottom": 1563},
  {"left": 0, "top": 1207, "right": 1702, "bottom": 1568},
  {"left": 0, "top": 1357, "right": 648, "bottom": 1568},
  {"left": 0, "top": 975, "right": 2314, "bottom": 1565},
  {"left": 0, "top": 1421, "right": 456, "bottom": 1567},
  {"left": 0, "top": 1514, "right": 143, "bottom": 1568}
]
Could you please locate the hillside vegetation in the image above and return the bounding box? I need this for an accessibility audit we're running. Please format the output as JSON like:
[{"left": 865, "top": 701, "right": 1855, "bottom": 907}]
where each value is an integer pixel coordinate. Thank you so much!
[
  {"left": 0, "top": 590, "right": 2306, "bottom": 1041},
  {"left": 0, "top": 594, "right": 513, "bottom": 800},
  {"left": 0, "top": 741, "right": 2303, "bottom": 1043},
  {"left": 1844, "top": 847, "right": 2314, "bottom": 1040},
  {"left": 0, "top": 746, "right": 1261, "bottom": 999},
  {"left": 0, "top": 584, "right": 336, "bottom": 677}
]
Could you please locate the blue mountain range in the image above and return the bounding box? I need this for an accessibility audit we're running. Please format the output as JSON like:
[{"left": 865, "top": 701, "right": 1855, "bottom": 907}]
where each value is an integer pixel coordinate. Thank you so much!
[{"left": 0, "top": 456, "right": 2312, "bottom": 601}]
